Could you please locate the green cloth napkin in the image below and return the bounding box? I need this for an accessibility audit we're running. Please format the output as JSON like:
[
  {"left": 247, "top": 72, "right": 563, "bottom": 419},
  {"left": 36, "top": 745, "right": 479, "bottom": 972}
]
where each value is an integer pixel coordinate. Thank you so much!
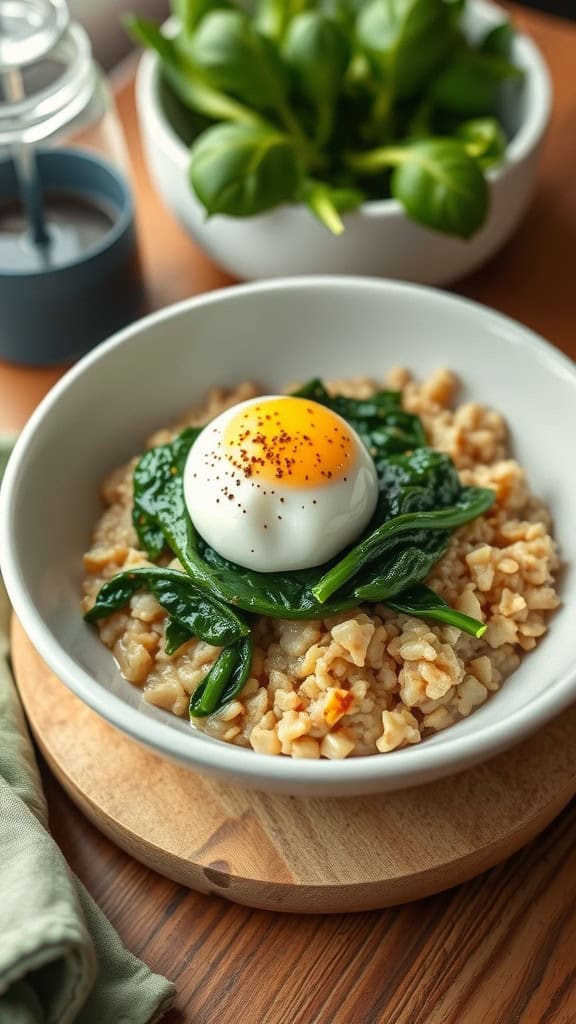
[{"left": 0, "top": 436, "right": 176, "bottom": 1024}]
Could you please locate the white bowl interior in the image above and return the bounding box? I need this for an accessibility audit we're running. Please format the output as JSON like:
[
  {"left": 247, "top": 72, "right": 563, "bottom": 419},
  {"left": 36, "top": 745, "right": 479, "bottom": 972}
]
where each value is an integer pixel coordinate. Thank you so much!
[{"left": 2, "top": 279, "right": 575, "bottom": 794}]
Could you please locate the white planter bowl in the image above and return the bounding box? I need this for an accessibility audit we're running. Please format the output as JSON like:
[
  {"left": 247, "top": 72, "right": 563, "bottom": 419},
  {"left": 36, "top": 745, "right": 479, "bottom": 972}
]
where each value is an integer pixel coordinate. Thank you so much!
[
  {"left": 135, "top": 0, "right": 551, "bottom": 284},
  {"left": 1, "top": 277, "right": 575, "bottom": 796}
]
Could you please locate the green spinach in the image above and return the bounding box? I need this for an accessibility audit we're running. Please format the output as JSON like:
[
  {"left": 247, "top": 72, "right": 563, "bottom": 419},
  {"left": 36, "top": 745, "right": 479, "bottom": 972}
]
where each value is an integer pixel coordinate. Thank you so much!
[
  {"left": 283, "top": 12, "right": 350, "bottom": 143},
  {"left": 165, "top": 616, "right": 195, "bottom": 655},
  {"left": 346, "top": 138, "right": 488, "bottom": 238},
  {"left": 387, "top": 583, "right": 487, "bottom": 637},
  {"left": 312, "top": 482, "right": 494, "bottom": 602},
  {"left": 457, "top": 116, "right": 506, "bottom": 169},
  {"left": 189, "top": 635, "right": 253, "bottom": 716},
  {"left": 189, "top": 122, "right": 302, "bottom": 217},
  {"left": 355, "top": 0, "right": 454, "bottom": 99},
  {"left": 85, "top": 566, "right": 249, "bottom": 645},
  {"left": 87, "top": 379, "right": 496, "bottom": 717},
  {"left": 184, "top": 10, "right": 291, "bottom": 112},
  {"left": 128, "top": 1, "right": 522, "bottom": 237}
]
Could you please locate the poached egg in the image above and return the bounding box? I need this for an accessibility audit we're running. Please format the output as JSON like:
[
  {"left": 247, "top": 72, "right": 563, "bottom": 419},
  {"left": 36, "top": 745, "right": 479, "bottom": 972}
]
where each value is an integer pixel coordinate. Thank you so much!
[{"left": 183, "top": 395, "right": 379, "bottom": 572}]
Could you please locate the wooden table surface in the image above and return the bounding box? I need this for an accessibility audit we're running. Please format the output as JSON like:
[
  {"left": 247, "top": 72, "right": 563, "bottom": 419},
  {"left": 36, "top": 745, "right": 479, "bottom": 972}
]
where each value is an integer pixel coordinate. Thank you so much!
[{"left": 2, "top": 5, "right": 576, "bottom": 1022}]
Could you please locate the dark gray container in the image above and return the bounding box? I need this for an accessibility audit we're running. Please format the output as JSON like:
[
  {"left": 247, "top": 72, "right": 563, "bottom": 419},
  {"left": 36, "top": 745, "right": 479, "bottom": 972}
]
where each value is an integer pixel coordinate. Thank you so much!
[{"left": 0, "top": 148, "right": 144, "bottom": 366}]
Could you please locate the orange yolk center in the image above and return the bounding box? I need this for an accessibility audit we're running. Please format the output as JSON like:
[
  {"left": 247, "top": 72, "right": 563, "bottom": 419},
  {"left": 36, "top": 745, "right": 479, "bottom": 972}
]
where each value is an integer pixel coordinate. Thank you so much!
[{"left": 222, "top": 397, "right": 356, "bottom": 487}]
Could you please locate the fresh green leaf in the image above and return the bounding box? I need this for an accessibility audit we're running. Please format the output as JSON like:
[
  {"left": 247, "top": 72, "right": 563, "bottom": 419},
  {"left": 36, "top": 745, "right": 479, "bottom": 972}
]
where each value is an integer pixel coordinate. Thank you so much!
[
  {"left": 130, "top": 0, "right": 519, "bottom": 239},
  {"left": 283, "top": 12, "right": 350, "bottom": 143},
  {"left": 406, "top": 94, "right": 435, "bottom": 138},
  {"left": 172, "top": 0, "right": 229, "bottom": 34},
  {"left": 457, "top": 116, "right": 506, "bottom": 168},
  {"left": 320, "top": 0, "right": 365, "bottom": 29},
  {"left": 480, "top": 20, "right": 515, "bottom": 58},
  {"left": 126, "top": 15, "right": 174, "bottom": 62},
  {"left": 374, "top": 446, "right": 463, "bottom": 516},
  {"left": 443, "top": 0, "right": 466, "bottom": 26},
  {"left": 356, "top": 0, "right": 455, "bottom": 98},
  {"left": 254, "top": 0, "right": 314, "bottom": 41},
  {"left": 299, "top": 180, "right": 363, "bottom": 234},
  {"left": 432, "top": 47, "right": 522, "bottom": 117},
  {"left": 190, "top": 635, "right": 253, "bottom": 716},
  {"left": 125, "top": 16, "right": 262, "bottom": 125},
  {"left": 387, "top": 583, "right": 487, "bottom": 638},
  {"left": 185, "top": 9, "right": 290, "bottom": 111},
  {"left": 189, "top": 122, "right": 302, "bottom": 216},
  {"left": 346, "top": 138, "right": 489, "bottom": 237},
  {"left": 84, "top": 566, "right": 249, "bottom": 646},
  {"left": 390, "top": 138, "right": 489, "bottom": 237}
]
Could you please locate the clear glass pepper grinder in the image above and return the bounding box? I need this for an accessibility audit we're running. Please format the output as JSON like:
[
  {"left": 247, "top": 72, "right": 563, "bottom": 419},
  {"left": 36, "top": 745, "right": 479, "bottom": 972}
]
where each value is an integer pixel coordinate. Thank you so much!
[{"left": 0, "top": 0, "right": 144, "bottom": 365}]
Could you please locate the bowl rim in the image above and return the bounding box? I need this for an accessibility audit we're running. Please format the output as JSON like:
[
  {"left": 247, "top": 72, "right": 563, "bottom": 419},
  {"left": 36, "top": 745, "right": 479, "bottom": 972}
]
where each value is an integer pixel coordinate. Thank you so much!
[
  {"left": 1, "top": 275, "right": 575, "bottom": 790},
  {"left": 135, "top": 0, "right": 552, "bottom": 223}
]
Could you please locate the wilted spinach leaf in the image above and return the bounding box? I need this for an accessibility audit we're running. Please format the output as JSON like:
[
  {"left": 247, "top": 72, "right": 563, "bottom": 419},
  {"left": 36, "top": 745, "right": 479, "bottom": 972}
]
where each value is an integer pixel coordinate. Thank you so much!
[
  {"left": 189, "top": 635, "right": 253, "bottom": 716},
  {"left": 88, "top": 378, "right": 496, "bottom": 717},
  {"left": 85, "top": 566, "right": 249, "bottom": 646}
]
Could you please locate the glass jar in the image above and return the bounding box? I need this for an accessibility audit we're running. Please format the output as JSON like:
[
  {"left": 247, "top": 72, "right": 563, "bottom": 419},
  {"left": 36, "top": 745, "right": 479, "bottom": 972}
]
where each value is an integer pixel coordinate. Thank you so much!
[{"left": 0, "top": 0, "right": 144, "bottom": 365}]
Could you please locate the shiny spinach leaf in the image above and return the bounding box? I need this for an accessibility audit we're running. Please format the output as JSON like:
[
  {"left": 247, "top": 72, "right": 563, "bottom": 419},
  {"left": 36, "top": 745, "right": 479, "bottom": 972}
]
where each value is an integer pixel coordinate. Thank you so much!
[
  {"left": 299, "top": 179, "right": 364, "bottom": 234},
  {"left": 389, "top": 138, "right": 488, "bottom": 238},
  {"left": 312, "top": 479, "right": 495, "bottom": 602},
  {"left": 172, "top": 0, "right": 230, "bottom": 34},
  {"left": 346, "top": 138, "right": 489, "bottom": 238},
  {"left": 432, "top": 46, "right": 523, "bottom": 118},
  {"left": 85, "top": 566, "right": 249, "bottom": 646},
  {"left": 125, "top": 16, "right": 260, "bottom": 125},
  {"left": 165, "top": 616, "right": 195, "bottom": 655},
  {"left": 133, "top": 426, "right": 201, "bottom": 560},
  {"left": 480, "top": 20, "right": 514, "bottom": 58},
  {"left": 356, "top": 0, "right": 455, "bottom": 98},
  {"left": 283, "top": 12, "right": 350, "bottom": 143},
  {"left": 185, "top": 9, "right": 291, "bottom": 112},
  {"left": 457, "top": 116, "right": 507, "bottom": 169},
  {"left": 387, "top": 583, "right": 487, "bottom": 638},
  {"left": 352, "top": 532, "right": 450, "bottom": 600},
  {"left": 189, "top": 635, "right": 253, "bottom": 716},
  {"left": 189, "top": 122, "right": 302, "bottom": 217}
]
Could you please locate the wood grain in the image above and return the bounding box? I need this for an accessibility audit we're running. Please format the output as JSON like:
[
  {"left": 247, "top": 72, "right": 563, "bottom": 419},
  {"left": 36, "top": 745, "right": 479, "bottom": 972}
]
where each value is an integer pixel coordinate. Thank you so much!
[
  {"left": 13, "top": 618, "right": 576, "bottom": 914},
  {"left": 2, "top": 3, "right": 576, "bottom": 1020},
  {"left": 45, "top": 770, "right": 576, "bottom": 1024}
]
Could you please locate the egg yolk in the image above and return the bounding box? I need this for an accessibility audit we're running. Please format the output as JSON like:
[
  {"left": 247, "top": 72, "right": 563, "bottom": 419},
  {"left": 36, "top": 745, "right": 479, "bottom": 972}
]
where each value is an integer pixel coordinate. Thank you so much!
[{"left": 221, "top": 396, "right": 355, "bottom": 488}]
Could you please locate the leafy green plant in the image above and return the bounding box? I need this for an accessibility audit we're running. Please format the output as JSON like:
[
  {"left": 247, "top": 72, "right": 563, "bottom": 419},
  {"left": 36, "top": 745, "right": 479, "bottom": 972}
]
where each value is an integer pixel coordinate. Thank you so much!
[
  {"left": 128, "top": 0, "right": 522, "bottom": 236},
  {"left": 86, "top": 381, "right": 495, "bottom": 718}
]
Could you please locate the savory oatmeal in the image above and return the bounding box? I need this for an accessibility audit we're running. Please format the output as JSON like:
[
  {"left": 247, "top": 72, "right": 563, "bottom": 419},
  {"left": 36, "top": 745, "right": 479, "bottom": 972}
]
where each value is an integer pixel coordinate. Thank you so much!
[{"left": 82, "top": 369, "right": 560, "bottom": 758}]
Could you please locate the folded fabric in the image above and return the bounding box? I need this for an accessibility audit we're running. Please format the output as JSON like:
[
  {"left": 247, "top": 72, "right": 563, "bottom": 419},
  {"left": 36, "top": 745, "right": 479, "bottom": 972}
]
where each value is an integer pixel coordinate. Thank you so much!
[{"left": 0, "top": 435, "right": 176, "bottom": 1024}]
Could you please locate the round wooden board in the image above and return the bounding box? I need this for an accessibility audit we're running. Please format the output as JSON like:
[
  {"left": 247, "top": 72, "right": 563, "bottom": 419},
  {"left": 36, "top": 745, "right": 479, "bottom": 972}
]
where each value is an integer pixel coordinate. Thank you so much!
[{"left": 12, "top": 618, "right": 576, "bottom": 914}]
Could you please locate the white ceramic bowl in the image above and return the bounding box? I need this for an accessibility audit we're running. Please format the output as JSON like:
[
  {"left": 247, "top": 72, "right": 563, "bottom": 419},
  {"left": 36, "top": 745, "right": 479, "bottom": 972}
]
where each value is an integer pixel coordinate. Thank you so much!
[
  {"left": 1, "top": 278, "right": 575, "bottom": 796},
  {"left": 135, "top": 0, "right": 551, "bottom": 284}
]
